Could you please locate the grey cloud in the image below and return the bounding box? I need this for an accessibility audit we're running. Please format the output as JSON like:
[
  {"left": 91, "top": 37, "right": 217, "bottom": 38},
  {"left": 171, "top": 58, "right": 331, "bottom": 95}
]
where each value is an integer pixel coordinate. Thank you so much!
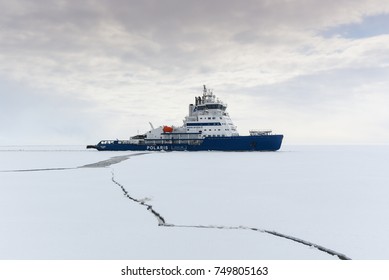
[
  {"left": 1, "top": 0, "right": 387, "bottom": 63},
  {"left": 2, "top": 0, "right": 380, "bottom": 52},
  {"left": 237, "top": 65, "right": 389, "bottom": 116},
  {"left": 1, "top": 0, "right": 389, "bottom": 144}
]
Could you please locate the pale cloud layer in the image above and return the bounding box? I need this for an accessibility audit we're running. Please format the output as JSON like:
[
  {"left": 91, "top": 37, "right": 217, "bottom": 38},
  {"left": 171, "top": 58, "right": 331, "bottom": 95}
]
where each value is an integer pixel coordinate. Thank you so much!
[{"left": 1, "top": 0, "right": 389, "bottom": 144}]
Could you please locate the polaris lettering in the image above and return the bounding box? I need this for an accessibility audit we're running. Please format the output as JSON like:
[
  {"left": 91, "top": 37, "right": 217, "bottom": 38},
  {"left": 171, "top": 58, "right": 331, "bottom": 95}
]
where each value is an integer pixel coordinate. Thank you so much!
[{"left": 146, "top": 146, "right": 169, "bottom": 150}]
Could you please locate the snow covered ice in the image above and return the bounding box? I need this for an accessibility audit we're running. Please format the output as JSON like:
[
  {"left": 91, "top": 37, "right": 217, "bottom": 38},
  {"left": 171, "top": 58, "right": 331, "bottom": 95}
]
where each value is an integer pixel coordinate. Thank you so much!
[{"left": 1, "top": 145, "right": 388, "bottom": 259}]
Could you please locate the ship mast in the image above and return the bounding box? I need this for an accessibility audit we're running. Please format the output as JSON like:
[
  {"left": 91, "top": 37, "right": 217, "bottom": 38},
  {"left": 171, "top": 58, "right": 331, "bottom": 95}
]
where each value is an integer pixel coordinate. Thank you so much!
[{"left": 202, "top": 84, "right": 215, "bottom": 103}]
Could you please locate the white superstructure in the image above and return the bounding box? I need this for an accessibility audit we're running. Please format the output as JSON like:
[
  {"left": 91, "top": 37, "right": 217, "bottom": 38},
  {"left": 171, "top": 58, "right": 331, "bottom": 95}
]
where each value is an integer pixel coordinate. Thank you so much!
[
  {"left": 184, "top": 85, "right": 239, "bottom": 137},
  {"left": 144, "top": 85, "right": 239, "bottom": 142}
]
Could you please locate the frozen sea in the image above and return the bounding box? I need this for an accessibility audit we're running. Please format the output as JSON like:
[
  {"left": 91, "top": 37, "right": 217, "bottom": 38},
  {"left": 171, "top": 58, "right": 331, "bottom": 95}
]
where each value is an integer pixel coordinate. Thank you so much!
[{"left": 0, "top": 145, "right": 388, "bottom": 260}]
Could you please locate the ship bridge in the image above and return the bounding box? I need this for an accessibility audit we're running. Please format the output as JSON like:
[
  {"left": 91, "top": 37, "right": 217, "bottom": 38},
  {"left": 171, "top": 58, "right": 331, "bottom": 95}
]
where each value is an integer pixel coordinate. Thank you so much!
[{"left": 184, "top": 85, "right": 238, "bottom": 137}]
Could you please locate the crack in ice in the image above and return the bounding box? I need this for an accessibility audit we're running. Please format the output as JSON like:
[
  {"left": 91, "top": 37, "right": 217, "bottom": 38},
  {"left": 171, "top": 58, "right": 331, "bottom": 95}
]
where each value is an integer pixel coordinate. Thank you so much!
[
  {"left": 80, "top": 153, "right": 149, "bottom": 168},
  {"left": 111, "top": 171, "right": 166, "bottom": 225},
  {"left": 0, "top": 167, "right": 75, "bottom": 172},
  {"left": 1, "top": 150, "right": 351, "bottom": 260},
  {"left": 0, "top": 152, "right": 149, "bottom": 172},
  {"left": 111, "top": 172, "right": 352, "bottom": 260}
]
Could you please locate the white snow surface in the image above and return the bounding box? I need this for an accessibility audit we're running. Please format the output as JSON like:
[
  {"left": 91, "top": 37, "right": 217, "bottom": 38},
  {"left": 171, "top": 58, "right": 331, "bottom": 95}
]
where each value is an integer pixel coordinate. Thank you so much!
[{"left": 1, "top": 145, "right": 388, "bottom": 260}]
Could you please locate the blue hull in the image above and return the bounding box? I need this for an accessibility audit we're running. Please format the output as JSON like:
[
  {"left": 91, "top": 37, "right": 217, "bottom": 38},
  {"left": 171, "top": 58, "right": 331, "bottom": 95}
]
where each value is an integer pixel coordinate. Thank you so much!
[{"left": 88, "top": 135, "right": 283, "bottom": 151}]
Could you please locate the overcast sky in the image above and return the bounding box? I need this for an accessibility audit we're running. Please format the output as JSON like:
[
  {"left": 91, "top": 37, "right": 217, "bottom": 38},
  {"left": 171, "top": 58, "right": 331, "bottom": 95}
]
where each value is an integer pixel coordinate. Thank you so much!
[{"left": 1, "top": 0, "right": 389, "bottom": 145}]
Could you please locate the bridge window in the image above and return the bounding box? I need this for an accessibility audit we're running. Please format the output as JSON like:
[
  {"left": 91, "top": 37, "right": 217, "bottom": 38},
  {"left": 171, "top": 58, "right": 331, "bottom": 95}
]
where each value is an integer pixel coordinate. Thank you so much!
[{"left": 186, "top": 122, "right": 222, "bottom": 126}]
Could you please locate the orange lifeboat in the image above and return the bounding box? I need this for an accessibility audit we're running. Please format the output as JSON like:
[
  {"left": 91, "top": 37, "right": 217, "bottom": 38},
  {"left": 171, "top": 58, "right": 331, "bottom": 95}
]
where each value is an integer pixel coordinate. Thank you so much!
[{"left": 163, "top": 126, "right": 173, "bottom": 133}]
